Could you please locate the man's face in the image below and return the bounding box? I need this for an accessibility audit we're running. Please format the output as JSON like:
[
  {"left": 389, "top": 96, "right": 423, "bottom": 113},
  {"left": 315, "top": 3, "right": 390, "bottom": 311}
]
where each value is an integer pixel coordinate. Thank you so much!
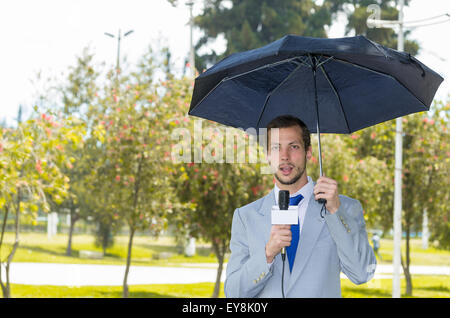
[{"left": 268, "top": 126, "right": 312, "bottom": 186}]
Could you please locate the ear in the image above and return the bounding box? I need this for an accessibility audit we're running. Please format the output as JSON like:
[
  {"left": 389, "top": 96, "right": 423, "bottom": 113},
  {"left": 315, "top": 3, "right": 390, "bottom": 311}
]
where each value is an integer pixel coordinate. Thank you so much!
[{"left": 306, "top": 146, "right": 312, "bottom": 161}]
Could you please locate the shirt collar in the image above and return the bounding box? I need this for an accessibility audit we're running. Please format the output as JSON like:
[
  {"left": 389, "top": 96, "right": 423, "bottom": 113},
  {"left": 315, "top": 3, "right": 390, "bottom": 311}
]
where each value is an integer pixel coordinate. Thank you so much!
[{"left": 274, "top": 176, "right": 314, "bottom": 206}]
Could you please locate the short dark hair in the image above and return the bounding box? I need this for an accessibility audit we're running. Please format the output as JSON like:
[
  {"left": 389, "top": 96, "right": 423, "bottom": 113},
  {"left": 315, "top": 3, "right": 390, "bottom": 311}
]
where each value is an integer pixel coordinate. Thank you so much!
[{"left": 266, "top": 115, "right": 311, "bottom": 150}]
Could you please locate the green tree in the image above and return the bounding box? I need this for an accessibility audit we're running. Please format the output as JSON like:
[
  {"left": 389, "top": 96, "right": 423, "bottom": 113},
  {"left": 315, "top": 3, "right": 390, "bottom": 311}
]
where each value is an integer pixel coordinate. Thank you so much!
[
  {"left": 335, "top": 0, "right": 419, "bottom": 54},
  {"left": 191, "top": 0, "right": 332, "bottom": 70},
  {"left": 181, "top": 160, "right": 272, "bottom": 298},
  {"left": 168, "top": 93, "right": 273, "bottom": 296},
  {"left": 60, "top": 46, "right": 102, "bottom": 115},
  {"left": 186, "top": 0, "right": 420, "bottom": 71},
  {"left": 417, "top": 101, "right": 450, "bottom": 252},
  {"left": 0, "top": 113, "right": 83, "bottom": 298},
  {"left": 94, "top": 216, "right": 117, "bottom": 255},
  {"left": 41, "top": 47, "right": 101, "bottom": 256},
  {"left": 343, "top": 100, "right": 450, "bottom": 296},
  {"left": 307, "top": 133, "right": 391, "bottom": 228},
  {"left": 92, "top": 46, "right": 191, "bottom": 298},
  {"left": 400, "top": 101, "right": 449, "bottom": 295}
]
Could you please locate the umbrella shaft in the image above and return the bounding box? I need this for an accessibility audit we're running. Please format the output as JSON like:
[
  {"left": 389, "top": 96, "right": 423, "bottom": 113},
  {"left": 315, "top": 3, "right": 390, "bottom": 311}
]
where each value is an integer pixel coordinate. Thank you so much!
[
  {"left": 311, "top": 62, "right": 324, "bottom": 177},
  {"left": 312, "top": 56, "right": 328, "bottom": 206}
]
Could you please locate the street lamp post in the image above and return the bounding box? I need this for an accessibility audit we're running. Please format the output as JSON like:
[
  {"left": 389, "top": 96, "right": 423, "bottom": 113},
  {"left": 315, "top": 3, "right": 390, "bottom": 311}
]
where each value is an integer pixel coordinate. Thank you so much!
[
  {"left": 104, "top": 29, "right": 134, "bottom": 83},
  {"left": 186, "top": 1, "right": 196, "bottom": 77},
  {"left": 368, "top": 0, "right": 405, "bottom": 299},
  {"left": 185, "top": 1, "right": 197, "bottom": 257},
  {"left": 393, "top": 0, "right": 404, "bottom": 300}
]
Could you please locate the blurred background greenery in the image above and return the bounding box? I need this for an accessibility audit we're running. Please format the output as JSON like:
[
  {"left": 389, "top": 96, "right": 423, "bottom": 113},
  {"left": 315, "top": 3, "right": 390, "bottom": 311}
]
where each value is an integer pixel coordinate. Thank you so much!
[{"left": 1, "top": 0, "right": 448, "bottom": 298}]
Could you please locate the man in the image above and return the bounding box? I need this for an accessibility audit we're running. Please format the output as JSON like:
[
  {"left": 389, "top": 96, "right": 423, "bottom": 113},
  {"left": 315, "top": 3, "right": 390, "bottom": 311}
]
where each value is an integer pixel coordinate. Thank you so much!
[
  {"left": 224, "top": 115, "right": 376, "bottom": 298},
  {"left": 372, "top": 232, "right": 382, "bottom": 261}
]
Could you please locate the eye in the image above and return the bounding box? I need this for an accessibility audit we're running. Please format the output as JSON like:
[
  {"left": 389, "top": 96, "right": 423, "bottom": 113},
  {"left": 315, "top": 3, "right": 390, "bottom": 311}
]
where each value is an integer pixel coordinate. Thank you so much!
[
  {"left": 291, "top": 145, "right": 300, "bottom": 150},
  {"left": 271, "top": 145, "right": 279, "bottom": 151}
]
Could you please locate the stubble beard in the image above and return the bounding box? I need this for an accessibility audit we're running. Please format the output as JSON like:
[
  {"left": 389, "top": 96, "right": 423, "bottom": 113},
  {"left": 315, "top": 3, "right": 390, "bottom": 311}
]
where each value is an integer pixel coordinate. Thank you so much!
[{"left": 274, "top": 161, "right": 306, "bottom": 186}]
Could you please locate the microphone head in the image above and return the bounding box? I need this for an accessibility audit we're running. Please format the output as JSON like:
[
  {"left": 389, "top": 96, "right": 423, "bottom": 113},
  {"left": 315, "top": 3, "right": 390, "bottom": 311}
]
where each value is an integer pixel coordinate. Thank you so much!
[{"left": 278, "top": 190, "right": 289, "bottom": 210}]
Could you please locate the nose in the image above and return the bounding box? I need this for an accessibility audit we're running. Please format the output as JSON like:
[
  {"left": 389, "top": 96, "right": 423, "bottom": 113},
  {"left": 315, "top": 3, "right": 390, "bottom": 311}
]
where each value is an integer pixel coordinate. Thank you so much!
[{"left": 279, "top": 146, "right": 289, "bottom": 161}]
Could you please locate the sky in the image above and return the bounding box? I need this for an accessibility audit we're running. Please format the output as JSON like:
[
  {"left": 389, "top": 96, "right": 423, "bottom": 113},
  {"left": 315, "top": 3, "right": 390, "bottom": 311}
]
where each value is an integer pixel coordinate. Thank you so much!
[{"left": 0, "top": 0, "right": 449, "bottom": 126}]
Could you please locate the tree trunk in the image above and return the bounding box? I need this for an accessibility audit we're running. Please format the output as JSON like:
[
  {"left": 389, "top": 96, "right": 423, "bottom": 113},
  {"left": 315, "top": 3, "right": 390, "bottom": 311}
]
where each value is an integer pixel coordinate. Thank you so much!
[
  {"left": 0, "top": 205, "right": 10, "bottom": 297},
  {"left": 402, "top": 223, "right": 413, "bottom": 296},
  {"left": 122, "top": 226, "right": 135, "bottom": 298},
  {"left": 101, "top": 222, "right": 112, "bottom": 255},
  {"left": 122, "top": 157, "right": 142, "bottom": 298},
  {"left": 211, "top": 242, "right": 225, "bottom": 298},
  {"left": 66, "top": 206, "right": 78, "bottom": 256},
  {"left": 2, "top": 191, "right": 22, "bottom": 298},
  {"left": 213, "top": 258, "right": 224, "bottom": 298},
  {"left": 0, "top": 269, "right": 6, "bottom": 298},
  {"left": 66, "top": 219, "right": 75, "bottom": 256}
]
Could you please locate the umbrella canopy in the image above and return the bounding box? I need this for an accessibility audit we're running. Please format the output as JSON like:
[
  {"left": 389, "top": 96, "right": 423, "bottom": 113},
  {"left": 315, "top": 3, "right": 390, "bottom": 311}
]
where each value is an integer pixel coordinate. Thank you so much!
[{"left": 188, "top": 35, "right": 443, "bottom": 134}]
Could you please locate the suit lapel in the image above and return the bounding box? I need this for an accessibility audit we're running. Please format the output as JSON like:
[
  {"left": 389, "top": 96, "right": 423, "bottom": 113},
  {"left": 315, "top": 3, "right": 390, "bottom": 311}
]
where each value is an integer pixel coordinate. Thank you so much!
[
  {"left": 257, "top": 190, "right": 293, "bottom": 285},
  {"left": 257, "top": 189, "right": 275, "bottom": 217},
  {"left": 257, "top": 189, "right": 276, "bottom": 252},
  {"left": 286, "top": 195, "right": 325, "bottom": 294}
]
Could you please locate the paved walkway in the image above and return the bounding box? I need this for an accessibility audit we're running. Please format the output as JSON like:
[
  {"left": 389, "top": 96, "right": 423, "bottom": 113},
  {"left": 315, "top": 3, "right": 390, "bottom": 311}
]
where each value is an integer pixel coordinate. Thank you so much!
[{"left": 3, "top": 262, "right": 449, "bottom": 286}]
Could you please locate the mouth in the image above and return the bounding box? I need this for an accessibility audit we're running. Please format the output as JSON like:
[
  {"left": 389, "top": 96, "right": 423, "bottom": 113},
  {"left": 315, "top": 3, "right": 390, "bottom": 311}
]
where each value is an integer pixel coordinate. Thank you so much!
[{"left": 279, "top": 164, "right": 294, "bottom": 176}]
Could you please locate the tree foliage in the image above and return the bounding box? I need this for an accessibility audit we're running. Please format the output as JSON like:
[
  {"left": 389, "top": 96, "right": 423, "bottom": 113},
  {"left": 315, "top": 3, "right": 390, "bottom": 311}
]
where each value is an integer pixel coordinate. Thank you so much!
[
  {"left": 342, "top": 100, "right": 450, "bottom": 295},
  {"left": 190, "top": 0, "right": 419, "bottom": 71},
  {"left": 0, "top": 112, "right": 84, "bottom": 298},
  {"left": 193, "top": 0, "right": 332, "bottom": 70},
  {"left": 327, "top": 0, "right": 419, "bottom": 54},
  {"left": 90, "top": 46, "right": 196, "bottom": 297},
  {"left": 168, "top": 98, "right": 273, "bottom": 296}
]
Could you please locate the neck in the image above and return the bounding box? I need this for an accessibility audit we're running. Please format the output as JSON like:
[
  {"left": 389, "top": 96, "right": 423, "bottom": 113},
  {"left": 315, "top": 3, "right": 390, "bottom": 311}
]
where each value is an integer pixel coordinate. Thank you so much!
[{"left": 275, "top": 173, "right": 309, "bottom": 195}]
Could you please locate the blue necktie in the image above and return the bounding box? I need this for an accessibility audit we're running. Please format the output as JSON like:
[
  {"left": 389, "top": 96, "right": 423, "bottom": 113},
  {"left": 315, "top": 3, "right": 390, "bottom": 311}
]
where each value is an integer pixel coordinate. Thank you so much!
[{"left": 286, "top": 193, "right": 303, "bottom": 273}]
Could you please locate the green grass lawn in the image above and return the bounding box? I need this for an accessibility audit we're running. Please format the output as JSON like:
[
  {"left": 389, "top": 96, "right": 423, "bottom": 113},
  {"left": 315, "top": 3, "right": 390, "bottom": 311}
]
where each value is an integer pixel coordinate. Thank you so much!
[
  {"left": 1, "top": 232, "right": 449, "bottom": 298},
  {"left": 376, "top": 238, "right": 450, "bottom": 266},
  {"left": 341, "top": 275, "right": 450, "bottom": 298},
  {"left": 0, "top": 232, "right": 218, "bottom": 266},
  {"left": 9, "top": 276, "right": 450, "bottom": 298},
  {"left": 2, "top": 233, "right": 449, "bottom": 267},
  {"left": 9, "top": 282, "right": 226, "bottom": 298}
]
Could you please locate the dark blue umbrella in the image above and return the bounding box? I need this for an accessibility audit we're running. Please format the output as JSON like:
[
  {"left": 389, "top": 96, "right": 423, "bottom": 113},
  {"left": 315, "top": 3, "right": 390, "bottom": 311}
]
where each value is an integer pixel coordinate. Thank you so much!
[{"left": 188, "top": 35, "right": 443, "bottom": 176}]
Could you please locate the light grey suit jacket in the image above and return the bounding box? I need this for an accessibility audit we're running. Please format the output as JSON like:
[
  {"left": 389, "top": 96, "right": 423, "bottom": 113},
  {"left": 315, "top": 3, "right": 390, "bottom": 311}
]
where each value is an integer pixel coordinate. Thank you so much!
[{"left": 224, "top": 187, "right": 377, "bottom": 298}]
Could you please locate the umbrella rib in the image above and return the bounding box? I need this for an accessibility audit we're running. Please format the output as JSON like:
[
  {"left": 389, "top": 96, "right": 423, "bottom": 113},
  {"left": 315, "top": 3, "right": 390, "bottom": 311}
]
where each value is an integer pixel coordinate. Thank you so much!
[
  {"left": 361, "top": 36, "right": 388, "bottom": 59},
  {"left": 225, "top": 56, "right": 303, "bottom": 82},
  {"left": 255, "top": 62, "right": 308, "bottom": 128},
  {"left": 332, "top": 58, "right": 428, "bottom": 107},
  {"left": 189, "top": 56, "right": 306, "bottom": 115},
  {"left": 294, "top": 55, "right": 312, "bottom": 69},
  {"left": 318, "top": 64, "right": 351, "bottom": 133},
  {"left": 316, "top": 55, "right": 335, "bottom": 69}
]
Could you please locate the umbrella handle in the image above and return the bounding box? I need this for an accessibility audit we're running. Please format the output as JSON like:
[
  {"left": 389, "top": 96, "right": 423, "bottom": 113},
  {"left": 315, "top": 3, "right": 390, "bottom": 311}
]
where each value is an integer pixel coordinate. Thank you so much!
[{"left": 316, "top": 121, "right": 326, "bottom": 206}]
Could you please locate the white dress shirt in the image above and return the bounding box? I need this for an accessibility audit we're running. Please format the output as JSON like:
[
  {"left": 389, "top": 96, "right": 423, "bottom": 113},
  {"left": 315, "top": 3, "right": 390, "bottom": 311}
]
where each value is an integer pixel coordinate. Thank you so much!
[{"left": 273, "top": 176, "right": 314, "bottom": 235}]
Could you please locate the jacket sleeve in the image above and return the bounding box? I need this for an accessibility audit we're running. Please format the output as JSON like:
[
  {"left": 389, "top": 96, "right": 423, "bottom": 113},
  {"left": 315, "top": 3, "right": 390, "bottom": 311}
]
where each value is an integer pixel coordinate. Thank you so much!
[
  {"left": 224, "top": 208, "right": 274, "bottom": 298},
  {"left": 324, "top": 197, "right": 377, "bottom": 285}
]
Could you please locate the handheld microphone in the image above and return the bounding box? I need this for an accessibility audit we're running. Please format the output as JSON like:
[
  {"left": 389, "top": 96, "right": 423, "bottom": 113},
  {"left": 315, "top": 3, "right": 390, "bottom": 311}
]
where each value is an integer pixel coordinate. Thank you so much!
[
  {"left": 278, "top": 190, "right": 289, "bottom": 259},
  {"left": 278, "top": 190, "right": 290, "bottom": 298}
]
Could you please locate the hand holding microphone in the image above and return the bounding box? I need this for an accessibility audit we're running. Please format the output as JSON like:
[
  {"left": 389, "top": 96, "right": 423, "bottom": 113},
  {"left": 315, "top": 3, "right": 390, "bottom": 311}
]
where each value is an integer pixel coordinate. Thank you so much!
[
  {"left": 266, "top": 190, "right": 293, "bottom": 299},
  {"left": 265, "top": 190, "right": 292, "bottom": 263},
  {"left": 265, "top": 224, "right": 291, "bottom": 263}
]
